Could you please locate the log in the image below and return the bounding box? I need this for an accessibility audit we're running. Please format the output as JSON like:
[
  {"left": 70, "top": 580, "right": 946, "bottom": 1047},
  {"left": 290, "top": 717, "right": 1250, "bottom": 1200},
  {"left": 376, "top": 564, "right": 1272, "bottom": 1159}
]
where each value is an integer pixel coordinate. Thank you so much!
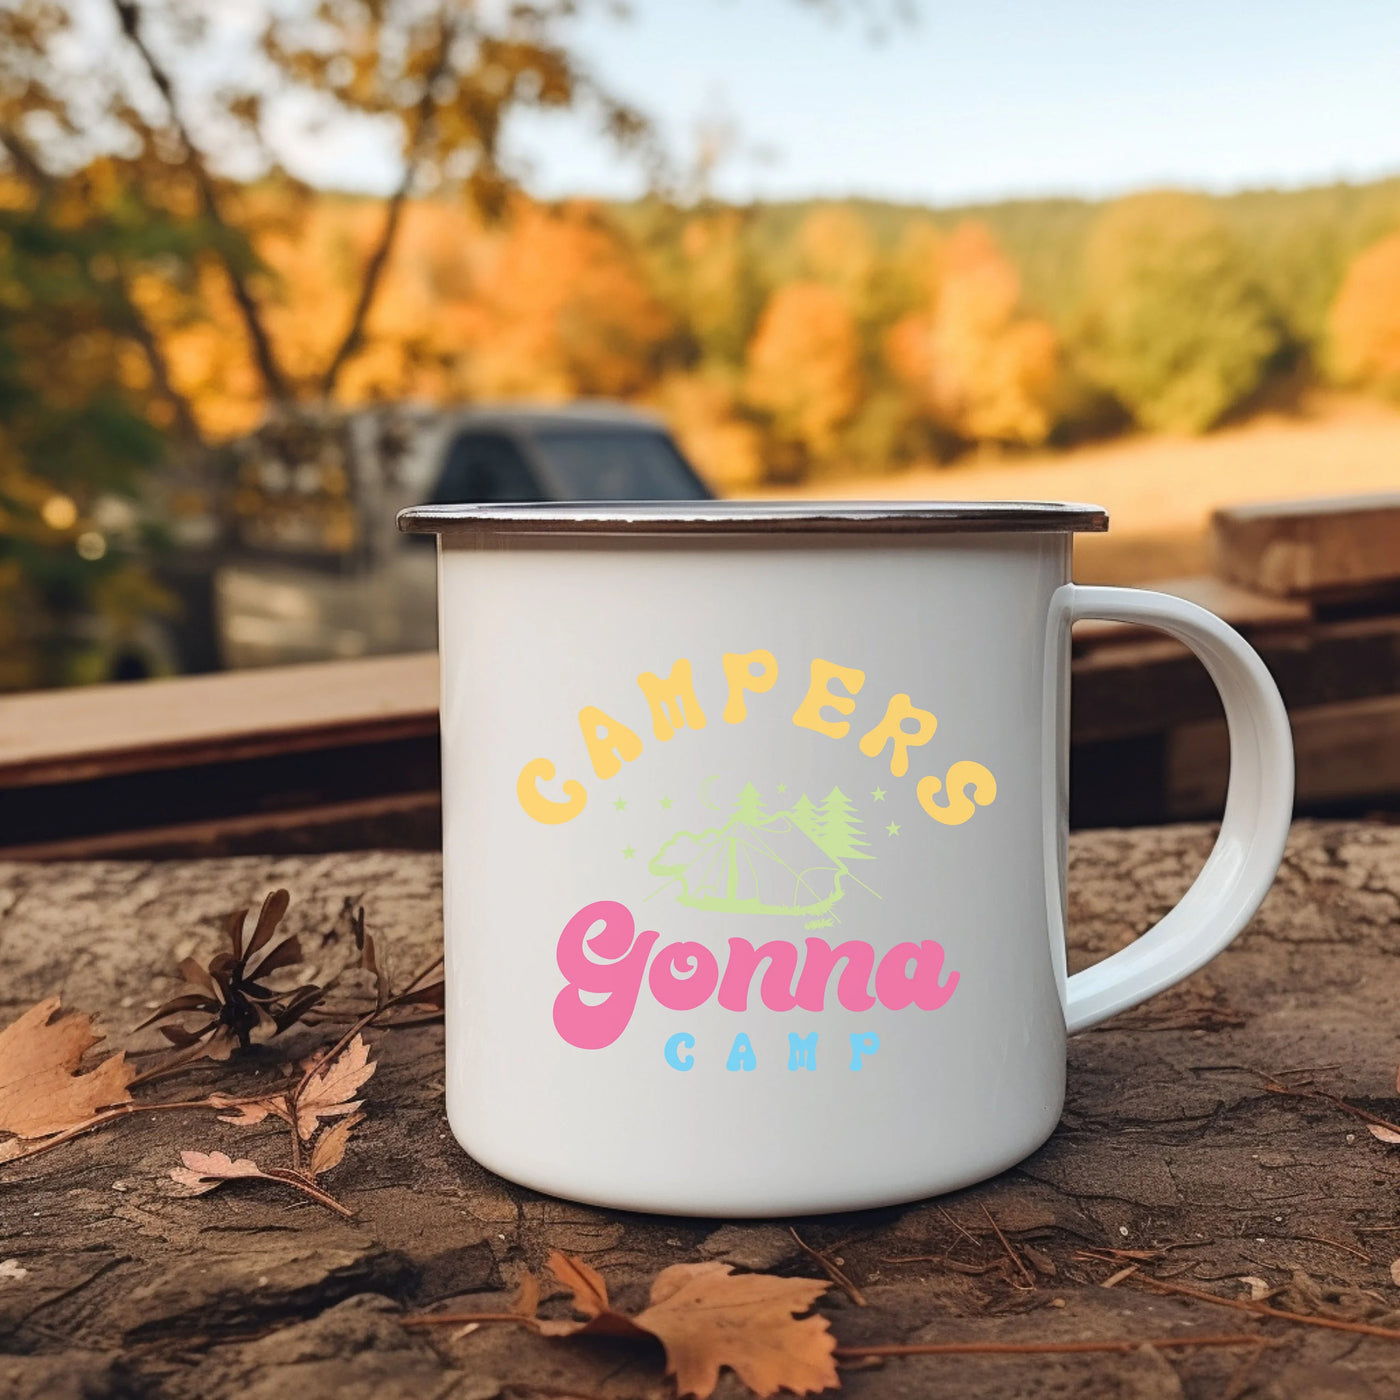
[
  {"left": 4, "top": 823, "right": 1400, "bottom": 1397},
  {"left": 1211, "top": 493, "right": 1400, "bottom": 599}
]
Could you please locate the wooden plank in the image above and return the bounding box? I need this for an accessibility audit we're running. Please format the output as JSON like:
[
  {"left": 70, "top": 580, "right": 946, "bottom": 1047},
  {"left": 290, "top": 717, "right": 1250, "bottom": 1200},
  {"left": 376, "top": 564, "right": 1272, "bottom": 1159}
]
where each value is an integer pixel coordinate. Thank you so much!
[
  {"left": 1072, "top": 574, "right": 1310, "bottom": 648},
  {"left": 0, "top": 789, "right": 442, "bottom": 861},
  {"left": 1211, "top": 492, "right": 1400, "bottom": 598},
  {"left": 1071, "top": 611, "right": 1400, "bottom": 743},
  {"left": 0, "top": 651, "right": 439, "bottom": 787},
  {"left": 1168, "top": 691, "right": 1400, "bottom": 818}
]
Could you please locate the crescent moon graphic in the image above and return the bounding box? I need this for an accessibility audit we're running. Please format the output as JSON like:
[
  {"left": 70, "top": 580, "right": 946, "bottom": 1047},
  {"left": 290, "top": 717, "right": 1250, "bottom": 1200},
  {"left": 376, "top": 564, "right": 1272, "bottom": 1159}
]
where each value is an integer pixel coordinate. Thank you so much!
[{"left": 699, "top": 774, "right": 721, "bottom": 811}]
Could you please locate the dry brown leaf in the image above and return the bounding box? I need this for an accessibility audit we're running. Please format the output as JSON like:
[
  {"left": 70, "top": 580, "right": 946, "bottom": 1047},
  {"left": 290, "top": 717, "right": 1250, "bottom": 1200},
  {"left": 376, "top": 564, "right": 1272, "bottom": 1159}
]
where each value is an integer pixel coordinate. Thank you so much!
[
  {"left": 547, "top": 1250, "right": 613, "bottom": 1319},
  {"left": 294, "top": 1034, "right": 375, "bottom": 1139},
  {"left": 636, "top": 1262, "right": 838, "bottom": 1399},
  {"left": 170, "top": 1149, "right": 268, "bottom": 1195},
  {"left": 1368, "top": 1123, "right": 1400, "bottom": 1144},
  {"left": 0, "top": 998, "right": 135, "bottom": 1138},
  {"left": 1391, "top": 1258, "right": 1400, "bottom": 1288},
  {"left": 526, "top": 1251, "right": 835, "bottom": 1398},
  {"left": 208, "top": 1092, "right": 289, "bottom": 1128},
  {"left": 169, "top": 1148, "right": 354, "bottom": 1216},
  {"left": 308, "top": 1111, "right": 362, "bottom": 1178}
]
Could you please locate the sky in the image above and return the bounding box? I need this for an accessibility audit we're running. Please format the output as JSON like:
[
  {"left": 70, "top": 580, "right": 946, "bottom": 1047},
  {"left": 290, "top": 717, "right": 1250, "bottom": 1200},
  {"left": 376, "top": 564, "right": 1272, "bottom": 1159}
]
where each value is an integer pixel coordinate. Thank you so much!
[{"left": 288, "top": 0, "right": 1400, "bottom": 208}]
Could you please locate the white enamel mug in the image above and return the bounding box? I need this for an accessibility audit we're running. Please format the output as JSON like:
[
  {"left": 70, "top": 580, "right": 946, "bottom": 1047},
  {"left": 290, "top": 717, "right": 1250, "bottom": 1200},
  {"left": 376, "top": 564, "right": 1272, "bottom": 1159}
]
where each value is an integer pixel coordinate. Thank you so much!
[{"left": 398, "top": 501, "right": 1294, "bottom": 1216}]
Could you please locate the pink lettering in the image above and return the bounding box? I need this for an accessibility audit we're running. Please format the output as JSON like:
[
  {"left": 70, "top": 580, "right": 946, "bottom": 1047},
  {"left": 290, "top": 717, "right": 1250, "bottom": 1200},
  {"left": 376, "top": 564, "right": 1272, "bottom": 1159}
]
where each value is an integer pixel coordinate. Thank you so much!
[
  {"left": 551, "top": 903, "right": 960, "bottom": 1048},
  {"left": 649, "top": 941, "right": 720, "bottom": 1010},
  {"left": 552, "top": 900, "right": 659, "bottom": 1049},
  {"left": 795, "top": 938, "right": 876, "bottom": 1011},
  {"left": 874, "top": 940, "right": 960, "bottom": 1010},
  {"left": 718, "top": 938, "right": 799, "bottom": 1011}
]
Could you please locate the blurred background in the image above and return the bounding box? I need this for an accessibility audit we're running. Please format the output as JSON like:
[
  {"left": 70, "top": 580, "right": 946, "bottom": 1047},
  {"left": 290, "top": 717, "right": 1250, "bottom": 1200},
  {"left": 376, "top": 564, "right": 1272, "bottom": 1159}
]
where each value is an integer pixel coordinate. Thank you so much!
[
  {"left": 5, "top": 0, "right": 1400, "bottom": 859},
  {"left": 3, "top": 0, "right": 1399, "bottom": 687}
]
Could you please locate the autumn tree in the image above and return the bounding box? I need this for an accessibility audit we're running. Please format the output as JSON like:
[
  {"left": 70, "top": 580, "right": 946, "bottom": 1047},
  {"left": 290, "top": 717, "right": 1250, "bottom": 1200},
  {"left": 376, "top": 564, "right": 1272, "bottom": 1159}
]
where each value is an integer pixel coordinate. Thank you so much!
[
  {"left": 885, "top": 221, "right": 1059, "bottom": 448},
  {"left": 462, "top": 198, "right": 676, "bottom": 402},
  {"left": 1078, "top": 192, "right": 1284, "bottom": 433},
  {"left": 1327, "top": 231, "right": 1400, "bottom": 397},
  {"left": 745, "top": 282, "right": 863, "bottom": 472}
]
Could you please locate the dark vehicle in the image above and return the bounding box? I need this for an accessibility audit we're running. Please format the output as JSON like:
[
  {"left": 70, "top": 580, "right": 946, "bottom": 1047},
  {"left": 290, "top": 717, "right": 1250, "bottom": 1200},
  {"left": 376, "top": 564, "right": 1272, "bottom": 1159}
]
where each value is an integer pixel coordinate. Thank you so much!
[{"left": 216, "top": 403, "right": 712, "bottom": 667}]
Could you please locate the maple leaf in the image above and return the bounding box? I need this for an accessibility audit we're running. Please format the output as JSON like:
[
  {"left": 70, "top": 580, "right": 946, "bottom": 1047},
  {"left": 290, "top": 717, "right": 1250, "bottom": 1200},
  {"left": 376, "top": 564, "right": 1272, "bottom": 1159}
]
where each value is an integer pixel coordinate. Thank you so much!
[
  {"left": 293, "top": 1034, "right": 375, "bottom": 1139},
  {"left": 493, "top": 1252, "right": 837, "bottom": 1398},
  {"left": 0, "top": 998, "right": 135, "bottom": 1139},
  {"left": 635, "top": 1262, "right": 838, "bottom": 1399}
]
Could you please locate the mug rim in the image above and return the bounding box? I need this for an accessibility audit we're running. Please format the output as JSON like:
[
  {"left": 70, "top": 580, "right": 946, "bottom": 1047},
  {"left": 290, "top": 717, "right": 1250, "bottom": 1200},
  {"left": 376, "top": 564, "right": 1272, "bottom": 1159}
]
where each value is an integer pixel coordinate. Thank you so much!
[{"left": 397, "top": 499, "right": 1109, "bottom": 536}]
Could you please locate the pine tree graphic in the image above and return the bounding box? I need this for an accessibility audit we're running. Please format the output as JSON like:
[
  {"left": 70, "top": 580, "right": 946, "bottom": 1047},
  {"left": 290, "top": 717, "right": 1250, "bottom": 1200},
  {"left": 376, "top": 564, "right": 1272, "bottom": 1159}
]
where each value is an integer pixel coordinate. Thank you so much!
[
  {"left": 789, "top": 794, "right": 820, "bottom": 840},
  {"left": 817, "top": 787, "right": 872, "bottom": 860},
  {"left": 732, "top": 782, "right": 769, "bottom": 825}
]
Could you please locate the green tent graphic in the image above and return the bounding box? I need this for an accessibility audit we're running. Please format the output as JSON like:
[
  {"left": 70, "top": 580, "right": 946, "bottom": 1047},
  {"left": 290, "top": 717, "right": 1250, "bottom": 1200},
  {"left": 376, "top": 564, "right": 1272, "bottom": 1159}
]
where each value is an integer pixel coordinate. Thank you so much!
[{"left": 648, "top": 782, "right": 877, "bottom": 925}]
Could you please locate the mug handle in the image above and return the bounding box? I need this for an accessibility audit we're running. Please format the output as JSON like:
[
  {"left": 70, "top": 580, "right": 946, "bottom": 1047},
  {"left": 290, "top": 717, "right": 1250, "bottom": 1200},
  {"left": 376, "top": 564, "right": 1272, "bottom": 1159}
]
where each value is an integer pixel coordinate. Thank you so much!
[{"left": 1049, "top": 584, "right": 1294, "bottom": 1033}]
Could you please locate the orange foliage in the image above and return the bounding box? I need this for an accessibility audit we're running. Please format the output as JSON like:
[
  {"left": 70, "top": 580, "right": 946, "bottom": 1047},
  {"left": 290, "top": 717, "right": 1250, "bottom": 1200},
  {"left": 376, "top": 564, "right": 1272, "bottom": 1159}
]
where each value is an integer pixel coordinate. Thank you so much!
[
  {"left": 886, "top": 222, "right": 1058, "bottom": 446},
  {"left": 462, "top": 199, "right": 674, "bottom": 402},
  {"left": 744, "top": 282, "right": 862, "bottom": 459},
  {"left": 651, "top": 369, "right": 764, "bottom": 490},
  {"left": 1329, "top": 231, "right": 1400, "bottom": 394}
]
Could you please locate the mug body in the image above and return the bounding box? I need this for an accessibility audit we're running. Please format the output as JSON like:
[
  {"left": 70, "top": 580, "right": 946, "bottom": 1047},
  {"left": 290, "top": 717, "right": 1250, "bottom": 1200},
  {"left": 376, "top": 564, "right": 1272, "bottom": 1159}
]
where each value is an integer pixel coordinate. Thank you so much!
[{"left": 429, "top": 505, "right": 1094, "bottom": 1216}]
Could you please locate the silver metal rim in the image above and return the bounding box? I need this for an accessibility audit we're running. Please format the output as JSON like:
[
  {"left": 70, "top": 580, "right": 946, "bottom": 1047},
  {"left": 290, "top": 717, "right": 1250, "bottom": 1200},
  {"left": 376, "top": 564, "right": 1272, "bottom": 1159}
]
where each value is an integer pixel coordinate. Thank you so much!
[{"left": 397, "top": 500, "right": 1109, "bottom": 536}]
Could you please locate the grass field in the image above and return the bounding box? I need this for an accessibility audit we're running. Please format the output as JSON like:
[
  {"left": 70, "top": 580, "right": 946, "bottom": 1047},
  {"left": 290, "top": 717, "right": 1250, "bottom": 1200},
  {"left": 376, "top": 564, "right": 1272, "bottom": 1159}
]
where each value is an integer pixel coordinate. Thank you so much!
[{"left": 752, "top": 396, "right": 1400, "bottom": 583}]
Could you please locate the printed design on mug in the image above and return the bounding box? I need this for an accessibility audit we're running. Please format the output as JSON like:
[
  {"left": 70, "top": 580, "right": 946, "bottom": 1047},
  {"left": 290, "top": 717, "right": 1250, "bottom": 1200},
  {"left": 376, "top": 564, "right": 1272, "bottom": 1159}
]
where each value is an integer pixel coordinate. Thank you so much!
[
  {"left": 515, "top": 647, "right": 999, "bottom": 830},
  {"left": 515, "top": 645, "right": 995, "bottom": 1064},
  {"left": 648, "top": 779, "right": 878, "bottom": 927}
]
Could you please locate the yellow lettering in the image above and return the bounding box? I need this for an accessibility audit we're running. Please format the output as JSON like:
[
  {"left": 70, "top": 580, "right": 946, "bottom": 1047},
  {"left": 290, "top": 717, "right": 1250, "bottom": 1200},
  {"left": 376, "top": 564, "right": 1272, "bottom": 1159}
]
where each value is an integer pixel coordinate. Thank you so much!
[
  {"left": 636, "top": 658, "right": 707, "bottom": 741},
  {"left": 917, "top": 761, "right": 997, "bottom": 826},
  {"left": 792, "top": 658, "right": 866, "bottom": 739},
  {"left": 517, "top": 758, "right": 588, "bottom": 824},
  {"left": 722, "top": 649, "right": 779, "bottom": 723},
  {"left": 578, "top": 706, "right": 644, "bottom": 779},
  {"left": 858, "top": 693, "right": 938, "bottom": 777}
]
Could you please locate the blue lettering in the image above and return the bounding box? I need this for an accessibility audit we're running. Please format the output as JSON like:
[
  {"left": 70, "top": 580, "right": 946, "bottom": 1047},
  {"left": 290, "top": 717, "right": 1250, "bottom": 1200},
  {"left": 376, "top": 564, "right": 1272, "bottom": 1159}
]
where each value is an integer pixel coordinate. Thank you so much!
[
  {"left": 788, "top": 1031, "right": 818, "bottom": 1070},
  {"left": 664, "top": 1031, "right": 695, "bottom": 1071},
  {"left": 726, "top": 1032, "right": 757, "bottom": 1072},
  {"left": 849, "top": 1031, "right": 880, "bottom": 1071}
]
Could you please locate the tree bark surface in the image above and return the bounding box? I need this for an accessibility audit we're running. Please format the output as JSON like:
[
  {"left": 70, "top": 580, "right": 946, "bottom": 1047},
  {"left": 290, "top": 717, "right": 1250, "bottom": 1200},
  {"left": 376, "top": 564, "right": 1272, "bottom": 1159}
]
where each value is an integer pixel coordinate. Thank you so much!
[{"left": 3, "top": 820, "right": 1399, "bottom": 1399}]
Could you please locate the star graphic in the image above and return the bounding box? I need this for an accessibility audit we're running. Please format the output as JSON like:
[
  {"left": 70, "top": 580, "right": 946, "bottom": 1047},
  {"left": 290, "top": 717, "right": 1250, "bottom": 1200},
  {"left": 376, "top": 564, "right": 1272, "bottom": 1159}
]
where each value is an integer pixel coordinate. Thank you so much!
[
  {"left": 613, "top": 796, "right": 627, "bottom": 812},
  {"left": 659, "top": 796, "right": 673, "bottom": 810},
  {"left": 776, "top": 783, "right": 787, "bottom": 793},
  {"left": 885, "top": 821, "right": 901, "bottom": 837},
  {"left": 871, "top": 787, "right": 887, "bottom": 802},
  {"left": 622, "top": 845, "right": 636, "bottom": 860}
]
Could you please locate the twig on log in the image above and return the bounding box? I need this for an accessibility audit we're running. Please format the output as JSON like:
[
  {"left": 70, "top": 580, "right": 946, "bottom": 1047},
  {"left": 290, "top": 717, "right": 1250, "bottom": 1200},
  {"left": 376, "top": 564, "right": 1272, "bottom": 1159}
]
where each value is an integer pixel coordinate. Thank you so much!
[
  {"left": 981, "top": 1204, "right": 1035, "bottom": 1289},
  {"left": 1132, "top": 1275, "right": 1400, "bottom": 1341},
  {"left": 789, "top": 1226, "right": 867, "bottom": 1307},
  {"left": 831, "top": 1335, "right": 1276, "bottom": 1357},
  {"left": 400, "top": 1309, "right": 1273, "bottom": 1358}
]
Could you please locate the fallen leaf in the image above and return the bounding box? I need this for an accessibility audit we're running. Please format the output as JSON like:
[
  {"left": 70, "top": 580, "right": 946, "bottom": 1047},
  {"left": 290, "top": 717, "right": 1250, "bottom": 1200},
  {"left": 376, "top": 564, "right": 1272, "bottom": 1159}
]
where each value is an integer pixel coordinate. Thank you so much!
[
  {"left": 294, "top": 1035, "right": 375, "bottom": 1139},
  {"left": 510, "top": 1252, "right": 835, "bottom": 1398},
  {"left": 547, "top": 1250, "right": 613, "bottom": 1320},
  {"left": 1368, "top": 1123, "right": 1400, "bottom": 1144},
  {"left": 1391, "top": 1258, "right": 1400, "bottom": 1288},
  {"left": 169, "top": 1149, "right": 268, "bottom": 1196},
  {"left": 308, "top": 1111, "right": 362, "bottom": 1178},
  {"left": 0, "top": 998, "right": 135, "bottom": 1138},
  {"left": 0, "top": 1259, "right": 28, "bottom": 1282},
  {"left": 169, "top": 1148, "right": 354, "bottom": 1216},
  {"left": 636, "top": 1261, "right": 838, "bottom": 1399},
  {"left": 208, "top": 1092, "right": 289, "bottom": 1128}
]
